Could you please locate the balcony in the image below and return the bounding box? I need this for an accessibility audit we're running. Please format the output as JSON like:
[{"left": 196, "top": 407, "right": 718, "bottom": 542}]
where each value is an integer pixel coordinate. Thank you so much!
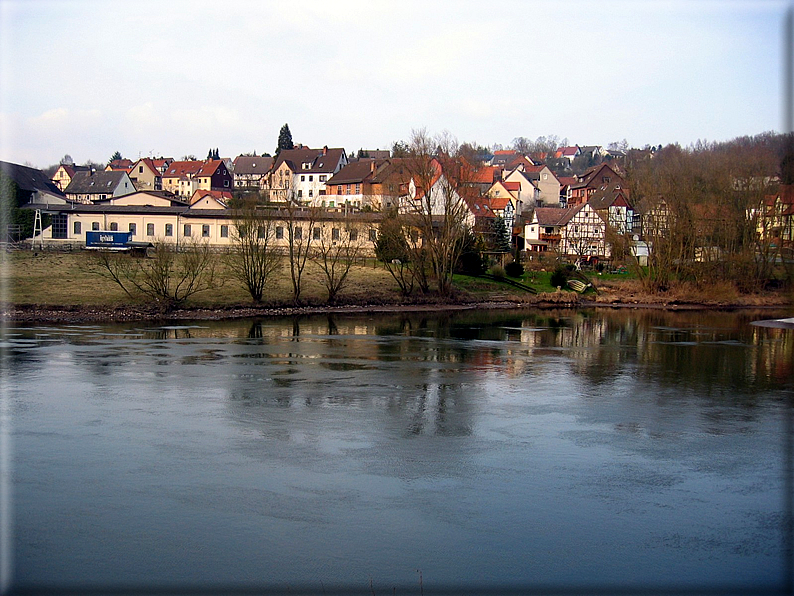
[{"left": 540, "top": 233, "right": 561, "bottom": 242}]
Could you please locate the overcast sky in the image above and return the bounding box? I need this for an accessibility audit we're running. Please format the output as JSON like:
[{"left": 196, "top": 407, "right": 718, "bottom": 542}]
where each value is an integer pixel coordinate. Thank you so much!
[{"left": 0, "top": 0, "right": 789, "bottom": 168}]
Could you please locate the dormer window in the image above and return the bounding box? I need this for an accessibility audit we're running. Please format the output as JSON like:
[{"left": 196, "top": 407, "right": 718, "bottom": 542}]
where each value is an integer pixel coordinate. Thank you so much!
[{"left": 302, "top": 163, "right": 311, "bottom": 170}]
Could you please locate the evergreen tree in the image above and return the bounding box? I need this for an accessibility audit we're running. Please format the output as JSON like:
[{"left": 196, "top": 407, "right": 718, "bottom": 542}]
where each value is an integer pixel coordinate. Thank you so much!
[
  {"left": 276, "top": 124, "right": 294, "bottom": 156},
  {"left": 491, "top": 216, "right": 512, "bottom": 253},
  {"left": 108, "top": 151, "right": 123, "bottom": 165}
]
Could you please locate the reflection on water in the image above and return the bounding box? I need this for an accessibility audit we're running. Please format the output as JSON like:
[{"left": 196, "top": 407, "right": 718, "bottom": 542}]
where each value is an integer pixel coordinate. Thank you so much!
[{"left": 4, "top": 307, "right": 792, "bottom": 593}]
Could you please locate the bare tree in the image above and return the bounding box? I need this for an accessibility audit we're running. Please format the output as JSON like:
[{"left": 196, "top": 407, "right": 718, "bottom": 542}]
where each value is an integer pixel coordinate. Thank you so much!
[
  {"left": 228, "top": 201, "right": 283, "bottom": 302},
  {"left": 397, "top": 129, "right": 475, "bottom": 296},
  {"left": 283, "top": 195, "right": 320, "bottom": 304},
  {"left": 312, "top": 212, "right": 370, "bottom": 304},
  {"left": 89, "top": 239, "right": 219, "bottom": 310}
]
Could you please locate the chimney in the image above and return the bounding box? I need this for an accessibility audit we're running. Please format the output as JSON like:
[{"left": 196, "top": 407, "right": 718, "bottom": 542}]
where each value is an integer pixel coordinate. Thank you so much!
[
  {"left": 323, "top": 145, "right": 328, "bottom": 156},
  {"left": 370, "top": 160, "right": 376, "bottom": 174}
]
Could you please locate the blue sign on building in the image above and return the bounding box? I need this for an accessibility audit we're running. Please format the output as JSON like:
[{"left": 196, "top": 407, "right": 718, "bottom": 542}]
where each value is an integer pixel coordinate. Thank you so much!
[{"left": 85, "top": 231, "right": 133, "bottom": 248}]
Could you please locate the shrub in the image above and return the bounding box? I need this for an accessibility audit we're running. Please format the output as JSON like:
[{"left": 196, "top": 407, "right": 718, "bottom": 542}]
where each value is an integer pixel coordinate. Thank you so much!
[
  {"left": 490, "top": 265, "right": 506, "bottom": 279},
  {"left": 505, "top": 260, "right": 524, "bottom": 278},
  {"left": 550, "top": 264, "right": 574, "bottom": 289}
]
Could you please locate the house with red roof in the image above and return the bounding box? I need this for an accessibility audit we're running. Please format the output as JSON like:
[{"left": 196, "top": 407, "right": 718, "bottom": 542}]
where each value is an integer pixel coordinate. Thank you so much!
[
  {"left": 760, "top": 184, "right": 794, "bottom": 248},
  {"left": 555, "top": 146, "right": 581, "bottom": 164},
  {"left": 105, "top": 158, "right": 134, "bottom": 172},
  {"left": 51, "top": 164, "right": 90, "bottom": 192}
]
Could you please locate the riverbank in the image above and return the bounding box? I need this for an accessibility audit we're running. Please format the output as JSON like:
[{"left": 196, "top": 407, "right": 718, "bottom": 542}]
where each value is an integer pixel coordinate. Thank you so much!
[
  {"left": 1, "top": 251, "right": 790, "bottom": 323},
  {"left": 3, "top": 289, "right": 790, "bottom": 323}
]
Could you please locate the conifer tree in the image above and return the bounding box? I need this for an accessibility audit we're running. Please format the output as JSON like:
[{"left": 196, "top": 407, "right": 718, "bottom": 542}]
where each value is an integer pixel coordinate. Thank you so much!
[{"left": 276, "top": 124, "right": 294, "bottom": 156}]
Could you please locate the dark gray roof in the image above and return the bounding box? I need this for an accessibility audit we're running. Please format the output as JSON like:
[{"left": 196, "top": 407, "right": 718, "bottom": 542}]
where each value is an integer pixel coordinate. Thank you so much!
[
  {"left": 64, "top": 170, "right": 130, "bottom": 195},
  {"left": 0, "top": 161, "right": 64, "bottom": 196},
  {"left": 233, "top": 156, "right": 274, "bottom": 175}
]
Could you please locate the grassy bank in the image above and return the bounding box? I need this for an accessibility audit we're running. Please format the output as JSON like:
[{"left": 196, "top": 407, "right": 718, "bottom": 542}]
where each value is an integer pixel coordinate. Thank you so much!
[{"left": 1, "top": 250, "right": 790, "bottom": 318}]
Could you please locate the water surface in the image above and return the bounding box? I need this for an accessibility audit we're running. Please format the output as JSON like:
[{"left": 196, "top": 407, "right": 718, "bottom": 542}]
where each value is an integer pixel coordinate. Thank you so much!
[{"left": 4, "top": 308, "right": 792, "bottom": 593}]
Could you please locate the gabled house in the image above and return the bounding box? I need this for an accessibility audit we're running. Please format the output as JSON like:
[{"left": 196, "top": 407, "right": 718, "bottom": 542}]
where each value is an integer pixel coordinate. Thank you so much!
[
  {"left": 195, "top": 160, "right": 233, "bottom": 192},
  {"left": 555, "top": 146, "right": 581, "bottom": 164},
  {"left": 501, "top": 168, "right": 539, "bottom": 213},
  {"left": 524, "top": 202, "right": 608, "bottom": 259},
  {"left": 105, "top": 158, "right": 134, "bottom": 172},
  {"left": 760, "top": 185, "right": 794, "bottom": 247},
  {"left": 557, "top": 176, "right": 577, "bottom": 207},
  {"left": 51, "top": 164, "right": 90, "bottom": 191},
  {"left": 587, "top": 186, "right": 636, "bottom": 234},
  {"left": 232, "top": 155, "right": 273, "bottom": 189},
  {"left": 569, "top": 163, "right": 625, "bottom": 206},
  {"left": 507, "top": 163, "right": 561, "bottom": 208},
  {"left": 263, "top": 146, "right": 347, "bottom": 205},
  {"left": 2, "top": 161, "right": 68, "bottom": 207},
  {"left": 190, "top": 189, "right": 233, "bottom": 206},
  {"left": 325, "top": 158, "right": 392, "bottom": 209},
  {"left": 128, "top": 158, "right": 163, "bottom": 191},
  {"left": 162, "top": 161, "right": 204, "bottom": 198},
  {"left": 63, "top": 170, "right": 135, "bottom": 203}
]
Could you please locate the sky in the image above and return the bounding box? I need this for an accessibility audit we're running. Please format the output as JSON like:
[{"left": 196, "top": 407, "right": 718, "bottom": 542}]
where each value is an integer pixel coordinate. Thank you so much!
[{"left": 0, "top": 0, "right": 790, "bottom": 169}]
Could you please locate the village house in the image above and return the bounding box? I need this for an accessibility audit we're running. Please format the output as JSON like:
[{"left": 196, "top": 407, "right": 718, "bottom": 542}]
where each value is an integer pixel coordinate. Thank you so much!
[
  {"left": 127, "top": 158, "right": 163, "bottom": 191},
  {"left": 63, "top": 170, "right": 135, "bottom": 203},
  {"left": 523, "top": 202, "right": 608, "bottom": 259},
  {"left": 232, "top": 155, "right": 273, "bottom": 190},
  {"left": 759, "top": 184, "right": 794, "bottom": 248},
  {"left": 263, "top": 146, "right": 347, "bottom": 205},
  {"left": 324, "top": 158, "right": 392, "bottom": 210},
  {"left": 569, "top": 163, "right": 625, "bottom": 205},
  {"left": 51, "top": 164, "right": 90, "bottom": 191},
  {"left": 105, "top": 158, "right": 134, "bottom": 172}
]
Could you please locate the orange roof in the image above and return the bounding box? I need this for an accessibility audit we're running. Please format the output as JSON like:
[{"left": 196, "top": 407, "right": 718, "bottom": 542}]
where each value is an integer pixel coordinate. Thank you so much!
[{"left": 163, "top": 160, "right": 204, "bottom": 179}]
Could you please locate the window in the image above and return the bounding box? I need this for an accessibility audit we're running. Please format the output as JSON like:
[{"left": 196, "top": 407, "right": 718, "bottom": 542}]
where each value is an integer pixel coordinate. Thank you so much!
[
  {"left": 165, "top": 224, "right": 173, "bottom": 237},
  {"left": 355, "top": 183, "right": 361, "bottom": 194},
  {"left": 257, "top": 226, "right": 265, "bottom": 239},
  {"left": 332, "top": 228, "right": 340, "bottom": 241},
  {"left": 297, "top": 190, "right": 303, "bottom": 198},
  {"left": 308, "top": 175, "right": 313, "bottom": 182},
  {"left": 337, "top": 185, "right": 342, "bottom": 194},
  {"left": 51, "top": 215, "right": 67, "bottom": 239},
  {"left": 184, "top": 224, "right": 191, "bottom": 237},
  {"left": 276, "top": 226, "right": 284, "bottom": 239},
  {"left": 309, "top": 190, "right": 313, "bottom": 197},
  {"left": 147, "top": 223, "right": 155, "bottom": 236},
  {"left": 320, "top": 175, "right": 326, "bottom": 182},
  {"left": 329, "top": 201, "right": 335, "bottom": 208},
  {"left": 293, "top": 226, "right": 302, "bottom": 240},
  {"left": 110, "top": 222, "right": 118, "bottom": 231},
  {"left": 369, "top": 229, "right": 377, "bottom": 242},
  {"left": 92, "top": 222, "right": 99, "bottom": 231},
  {"left": 346, "top": 184, "right": 351, "bottom": 195},
  {"left": 224, "top": 180, "right": 229, "bottom": 187},
  {"left": 220, "top": 225, "right": 228, "bottom": 238},
  {"left": 313, "top": 227, "right": 321, "bottom": 240},
  {"left": 349, "top": 229, "right": 358, "bottom": 241},
  {"left": 202, "top": 224, "right": 210, "bottom": 238},
  {"left": 301, "top": 175, "right": 306, "bottom": 182},
  {"left": 73, "top": 221, "right": 81, "bottom": 235},
  {"left": 139, "top": 166, "right": 144, "bottom": 173},
  {"left": 129, "top": 223, "right": 136, "bottom": 236}
]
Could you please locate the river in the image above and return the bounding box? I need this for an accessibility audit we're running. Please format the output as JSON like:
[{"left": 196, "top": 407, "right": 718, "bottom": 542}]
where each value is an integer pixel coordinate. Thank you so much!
[{"left": 3, "top": 308, "right": 793, "bottom": 594}]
